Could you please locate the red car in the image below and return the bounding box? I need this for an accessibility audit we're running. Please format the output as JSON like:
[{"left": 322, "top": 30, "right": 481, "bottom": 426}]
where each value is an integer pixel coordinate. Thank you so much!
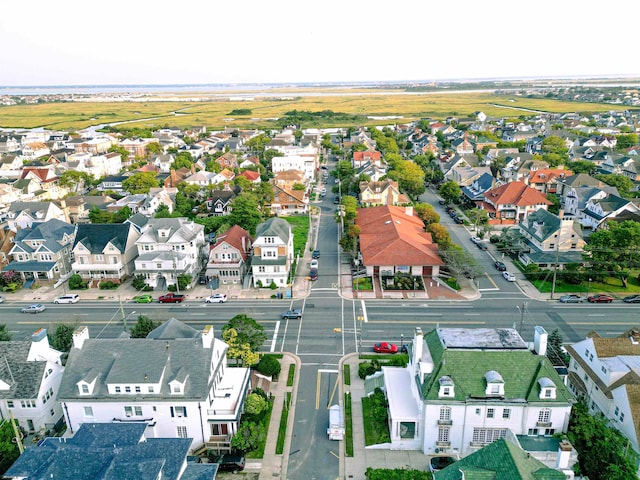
[
  {"left": 373, "top": 342, "right": 398, "bottom": 354},
  {"left": 588, "top": 294, "right": 613, "bottom": 303}
]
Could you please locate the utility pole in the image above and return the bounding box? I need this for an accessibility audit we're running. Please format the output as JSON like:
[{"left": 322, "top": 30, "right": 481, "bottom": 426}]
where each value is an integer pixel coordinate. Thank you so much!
[
  {"left": 550, "top": 242, "right": 560, "bottom": 300},
  {"left": 517, "top": 301, "right": 528, "bottom": 335}
]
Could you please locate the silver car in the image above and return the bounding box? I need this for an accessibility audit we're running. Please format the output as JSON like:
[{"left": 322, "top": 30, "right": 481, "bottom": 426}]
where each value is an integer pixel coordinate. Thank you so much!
[{"left": 21, "top": 303, "right": 46, "bottom": 314}]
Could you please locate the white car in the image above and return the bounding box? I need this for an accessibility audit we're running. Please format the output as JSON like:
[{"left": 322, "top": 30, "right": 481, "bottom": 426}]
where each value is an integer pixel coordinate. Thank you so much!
[
  {"left": 310, "top": 259, "right": 319, "bottom": 269},
  {"left": 54, "top": 294, "right": 80, "bottom": 304},
  {"left": 470, "top": 236, "right": 481, "bottom": 244},
  {"left": 205, "top": 294, "right": 227, "bottom": 304},
  {"left": 502, "top": 271, "right": 516, "bottom": 282},
  {"left": 0, "top": 295, "right": 4, "bottom": 304}
]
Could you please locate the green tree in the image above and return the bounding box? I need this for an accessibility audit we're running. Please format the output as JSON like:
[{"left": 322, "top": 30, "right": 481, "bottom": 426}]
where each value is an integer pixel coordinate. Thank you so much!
[
  {"left": 595, "top": 173, "right": 634, "bottom": 198},
  {"left": 439, "top": 181, "right": 462, "bottom": 204},
  {"left": 222, "top": 328, "right": 260, "bottom": 366},
  {"left": 389, "top": 160, "right": 425, "bottom": 199},
  {"left": 48, "top": 323, "right": 75, "bottom": 353},
  {"left": 88, "top": 205, "right": 114, "bottom": 223},
  {"left": 466, "top": 208, "right": 489, "bottom": 233},
  {"left": 413, "top": 203, "right": 440, "bottom": 226},
  {"left": 59, "top": 170, "right": 92, "bottom": 194},
  {"left": 130, "top": 315, "right": 159, "bottom": 338},
  {"left": 122, "top": 172, "right": 159, "bottom": 194},
  {"left": 584, "top": 220, "right": 640, "bottom": 287},
  {"left": 546, "top": 328, "right": 567, "bottom": 366},
  {"left": 108, "top": 145, "right": 130, "bottom": 164},
  {"left": 171, "top": 151, "right": 193, "bottom": 170},
  {"left": 541, "top": 135, "right": 568, "bottom": 158},
  {"left": 546, "top": 193, "right": 560, "bottom": 215},
  {"left": 333, "top": 160, "right": 355, "bottom": 182},
  {"left": 263, "top": 149, "right": 283, "bottom": 165},
  {"left": 231, "top": 421, "right": 266, "bottom": 453},
  {"left": 223, "top": 314, "right": 267, "bottom": 352},
  {"left": 146, "top": 142, "right": 163, "bottom": 156},
  {"left": 489, "top": 156, "right": 506, "bottom": 178},
  {"left": 113, "top": 206, "right": 132, "bottom": 223},
  {"left": 439, "top": 244, "right": 481, "bottom": 279},
  {"left": 0, "top": 324, "right": 11, "bottom": 341},
  {"left": 615, "top": 133, "right": 638, "bottom": 151},
  {"left": 255, "top": 355, "right": 282, "bottom": 378},
  {"left": 0, "top": 420, "right": 21, "bottom": 474},
  {"left": 244, "top": 392, "right": 267, "bottom": 416},
  {"left": 245, "top": 133, "right": 271, "bottom": 154},
  {"left": 68, "top": 274, "right": 86, "bottom": 289},
  {"left": 426, "top": 223, "right": 451, "bottom": 248},
  {"left": 154, "top": 204, "right": 172, "bottom": 218},
  {"left": 569, "top": 160, "right": 596, "bottom": 175},
  {"left": 228, "top": 194, "right": 262, "bottom": 235}
]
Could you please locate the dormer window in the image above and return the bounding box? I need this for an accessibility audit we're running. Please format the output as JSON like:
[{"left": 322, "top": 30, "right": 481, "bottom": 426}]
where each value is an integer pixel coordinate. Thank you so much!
[
  {"left": 484, "top": 371, "right": 505, "bottom": 397},
  {"left": 538, "top": 377, "right": 557, "bottom": 399},
  {"left": 438, "top": 376, "right": 455, "bottom": 398}
]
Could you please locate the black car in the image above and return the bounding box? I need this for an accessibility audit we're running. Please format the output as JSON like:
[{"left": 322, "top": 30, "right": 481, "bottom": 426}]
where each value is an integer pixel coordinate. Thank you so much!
[
  {"left": 429, "top": 456, "right": 457, "bottom": 472},
  {"left": 454, "top": 217, "right": 464, "bottom": 224},
  {"left": 215, "top": 454, "right": 245, "bottom": 473},
  {"left": 494, "top": 261, "right": 507, "bottom": 271},
  {"left": 477, "top": 242, "right": 488, "bottom": 250},
  {"left": 623, "top": 294, "right": 640, "bottom": 303},
  {"left": 312, "top": 250, "right": 320, "bottom": 259}
]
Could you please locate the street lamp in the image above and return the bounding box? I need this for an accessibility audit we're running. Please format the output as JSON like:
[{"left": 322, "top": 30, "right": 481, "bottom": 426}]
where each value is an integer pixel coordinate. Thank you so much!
[{"left": 587, "top": 278, "right": 592, "bottom": 298}]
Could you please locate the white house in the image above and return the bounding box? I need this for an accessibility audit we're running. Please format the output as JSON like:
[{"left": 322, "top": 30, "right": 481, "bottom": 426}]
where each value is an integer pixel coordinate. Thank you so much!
[
  {"left": 57, "top": 320, "right": 251, "bottom": 452},
  {"left": 250, "top": 217, "right": 294, "bottom": 288},
  {"left": 566, "top": 328, "right": 640, "bottom": 458},
  {"left": 0, "top": 328, "right": 65, "bottom": 435},
  {"left": 134, "top": 218, "right": 207, "bottom": 290},
  {"left": 379, "top": 327, "right": 573, "bottom": 456},
  {"left": 271, "top": 154, "right": 317, "bottom": 182}
]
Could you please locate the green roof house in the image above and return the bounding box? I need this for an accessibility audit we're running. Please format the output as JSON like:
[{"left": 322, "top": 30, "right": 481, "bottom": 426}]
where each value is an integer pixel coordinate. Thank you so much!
[{"left": 381, "top": 326, "right": 573, "bottom": 455}]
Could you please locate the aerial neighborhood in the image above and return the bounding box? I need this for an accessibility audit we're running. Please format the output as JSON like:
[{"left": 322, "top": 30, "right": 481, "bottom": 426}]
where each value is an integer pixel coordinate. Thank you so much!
[{"left": 2, "top": 103, "right": 640, "bottom": 479}]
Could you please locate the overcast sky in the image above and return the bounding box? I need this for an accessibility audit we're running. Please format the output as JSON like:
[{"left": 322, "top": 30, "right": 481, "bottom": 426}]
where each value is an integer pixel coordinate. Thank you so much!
[{"left": 1, "top": 0, "right": 637, "bottom": 86}]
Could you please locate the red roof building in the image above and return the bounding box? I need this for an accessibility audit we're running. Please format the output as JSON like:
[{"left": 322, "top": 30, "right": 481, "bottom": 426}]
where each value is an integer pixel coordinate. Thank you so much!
[{"left": 481, "top": 181, "right": 552, "bottom": 224}]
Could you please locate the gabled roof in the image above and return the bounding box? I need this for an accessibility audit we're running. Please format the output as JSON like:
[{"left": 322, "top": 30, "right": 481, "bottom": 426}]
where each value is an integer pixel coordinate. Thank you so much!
[
  {"left": 356, "top": 206, "right": 443, "bottom": 267},
  {"left": 146, "top": 317, "right": 200, "bottom": 340},
  {"left": 255, "top": 217, "right": 291, "bottom": 243},
  {"left": 518, "top": 209, "right": 561, "bottom": 242},
  {"left": 484, "top": 181, "right": 552, "bottom": 207},
  {"left": 212, "top": 225, "right": 251, "bottom": 260},
  {"left": 74, "top": 223, "right": 134, "bottom": 253},
  {"left": 0, "top": 341, "right": 46, "bottom": 399},
  {"left": 13, "top": 219, "right": 75, "bottom": 254},
  {"left": 434, "top": 438, "right": 566, "bottom": 480}
]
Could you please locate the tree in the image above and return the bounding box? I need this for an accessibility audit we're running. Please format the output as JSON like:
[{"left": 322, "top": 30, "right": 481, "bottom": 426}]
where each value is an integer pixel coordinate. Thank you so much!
[
  {"left": 439, "top": 244, "right": 481, "bottom": 279},
  {"left": 68, "top": 274, "right": 86, "bottom": 290},
  {"left": 333, "top": 160, "right": 355, "bottom": 182},
  {"left": 59, "top": 170, "right": 92, "bottom": 194},
  {"left": 414, "top": 203, "right": 440, "bottom": 226},
  {"left": 584, "top": 220, "right": 640, "bottom": 287},
  {"left": 595, "top": 173, "right": 633, "bottom": 198},
  {"left": 88, "top": 205, "right": 114, "bottom": 223},
  {"left": 439, "top": 181, "right": 461, "bottom": 204},
  {"left": 171, "top": 151, "right": 193, "bottom": 170},
  {"left": 541, "top": 135, "right": 568, "bottom": 158},
  {"left": 228, "top": 194, "right": 262, "bottom": 235},
  {"left": 146, "top": 142, "right": 163, "bottom": 156},
  {"left": 0, "top": 324, "right": 11, "bottom": 341},
  {"left": 489, "top": 156, "right": 506, "bottom": 178},
  {"left": 0, "top": 420, "right": 21, "bottom": 474},
  {"left": 48, "top": 323, "right": 75, "bottom": 353},
  {"left": 389, "top": 160, "right": 425, "bottom": 199},
  {"left": 426, "top": 223, "right": 451, "bottom": 248},
  {"left": 108, "top": 145, "right": 130, "bottom": 164},
  {"left": 546, "top": 329, "right": 567, "bottom": 366},
  {"left": 244, "top": 392, "right": 267, "bottom": 416},
  {"left": 112, "top": 206, "right": 132, "bottom": 223},
  {"left": 154, "top": 204, "right": 172, "bottom": 218},
  {"left": 546, "top": 193, "right": 560, "bottom": 215},
  {"left": 615, "top": 133, "right": 638, "bottom": 151},
  {"left": 498, "top": 227, "right": 527, "bottom": 256},
  {"left": 130, "top": 315, "right": 158, "bottom": 338},
  {"left": 569, "top": 400, "right": 637, "bottom": 480},
  {"left": 569, "top": 160, "right": 596, "bottom": 175},
  {"left": 223, "top": 315, "right": 267, "bottom": 352},
  {"left": 122, "top": 172, "right": 159, "bottom": 194},
  {"left": 466, "top": 208, "right": 489, "bottom": 233},
  {"left": 222, "top": 327, "right": 260, "bottom": 366},
  {"left": 231, "top": 420, "right": 266, "bottom": 453},
  {"left": 255, "top": 355, "right": 282, "bottom": 378}
]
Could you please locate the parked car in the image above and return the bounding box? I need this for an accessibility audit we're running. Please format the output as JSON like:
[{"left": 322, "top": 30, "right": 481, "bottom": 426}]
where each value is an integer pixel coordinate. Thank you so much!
[
  {"left": 494, "top": 261, "right": 507, "bottom": 271},
  {"left": 429, "top": 456, "right": 457, "bottom": 472},
  {"left": 373, "top": 342, "right": 398, "bottom": 354},
  {"left": 588, "top": 294, "right": 613, "bottom": 303},
  {"left": 438, "top": 199, "right": 446, "bottom": 205},
  {"left": 320, "top": 188, "right": 327, "bottom": 197},
  {"left": 454, "top": 217, "right": 464, "bottom": 224},
  {"left": 310, "top": 269, "right": 318, "bottom": 281},
  {"left": 333, "top": 196, "right": 341, "bottom": 204},
  {"left": 470, "top": 236, "right": 481, "bottom": 244},
  {"left": 205, "top": 293, "right": 227, "bottom": 303},
  {"left": 477, "top": 242, "right": 488, "bottom": 251},
  {"left": 310, "top": 259, "right": 319, "bottom": 269},
  {"left": 281, "top": 309, "right": 303, "bottom": 319},
  {"left": 312, "top": 250, "right": 320, "bottom": 259},
  {"left": 54, "top": 294, "right": 80, "bottom": 304},
  {"left": 0, "top": 295, "right": 5, "bottom": 303},
  {"left": 21, "top": 303, "right": 46, "bottom": 314},
  {"left": 215, "top": 454, "right": 245, "bottom": 473},
  {"left": 133, "top": 294, "right": 153, "bottom": 303},
  {"left": 559, "top": 294, "right": 586, "bottom": 303},
  {"left": 158, "top": 293, "right": 185, "bottom": 303},
  {"left": 623, "top": 294, "right": 640, "bottom": 303},
  {"left": 502, "top": 271, "right": 516, "bottom": 282}
]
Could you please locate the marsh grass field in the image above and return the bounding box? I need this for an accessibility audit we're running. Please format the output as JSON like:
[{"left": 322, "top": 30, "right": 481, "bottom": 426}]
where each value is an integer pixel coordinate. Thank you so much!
[{"left": 0, "top": 87, "right": 632, "bottom": 130}]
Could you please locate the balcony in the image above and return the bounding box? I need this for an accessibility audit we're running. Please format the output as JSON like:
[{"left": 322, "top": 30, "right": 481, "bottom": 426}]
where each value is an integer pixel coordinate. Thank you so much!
[
  {"left": 437, "top": 419, "right": 452, "bottom": 426},
  {"left": 205, "top": 435, "right": 232, "bottom": 454},
  {"left": 435, "top": 441, "right": 451, "bottom": 447},
  {"left": 72, "top": 261, "right": 122, "bottom": 272},
  {"left": 536, "top": 421, "right": 552, "bottom": 428}
]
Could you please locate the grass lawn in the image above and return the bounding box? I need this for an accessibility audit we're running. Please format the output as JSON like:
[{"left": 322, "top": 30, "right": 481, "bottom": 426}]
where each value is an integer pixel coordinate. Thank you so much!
[
  {"left": 531, "top": 273, "right": 640, "bottom": 297},
  {"left": 344, "top": 392, "right": 353, "bottom": 457},
  {"left": 275, "top": 392, "right": 291, "bottom": 455},
  {"left": 362, "top": 396, "right": 391, "bottom": 446},
  {"left": 353, "top": 277, "right": 373, "bottom": 290},
  {"left": 283, "top": 215, "right": 310, "bottom": 257}
]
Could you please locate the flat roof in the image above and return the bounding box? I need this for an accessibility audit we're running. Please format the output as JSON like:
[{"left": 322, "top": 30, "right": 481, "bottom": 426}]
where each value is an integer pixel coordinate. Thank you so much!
[{"left": 437, "top": 328, "right": 528, "bottom": 350}]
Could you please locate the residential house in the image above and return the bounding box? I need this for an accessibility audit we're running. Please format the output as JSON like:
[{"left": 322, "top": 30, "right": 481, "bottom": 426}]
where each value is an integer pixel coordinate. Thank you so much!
[
  {"left": 164, "top": 166, "right": 195, "bottom": 188},
  {"left": 68, "top": 136, "right": 113, "bottom": 155},
  {"left": 4, "top": 422, "right": 217, "bottom": 480},
  {"left": 72, "top": 223, "right": 140, "bottom": 285},
  {"left": 0, "top": 153, "right": 23, "bottom": 172},
  {"left": 210, "top": 168, "right": 235, "bottom": 185},
  {"left": 566, "top": 328, "right": 640, "bottom": 460},
  {"left": 205, "top": 225, "right": 252, "bottom": 286},
  {"left": 20, "top": 166, "right": 67, "bottom": 199},
  {"left": 356, "top": 160, "right": 387, "bottom": 182},
  {"left": 138, "top": 187, "right": 177, "bottom": 217},
  {"left": 5, "top": 201, "right": 66, "bottom": 232},
  {"left": 481, "top": 181, "right": 552, "bottom": 224},
  {"left": 251, "top": 217, "right": 294, "bottom": 288},
  {"left": 352, "top": 150, "right": 381, "bottom": 169},
  {"left": 0, "top": 135, "right": 21, "bottom": 153},
  {"left": 451, "top": 134, "right": 475, "bottom": 155},
  {"left": 580, "top": 191, "right": 640, "bottom": 230},
  {"left": 106, "top": 194, "right": 148, "bottom": 214},
  {"left": 500, "top": 155, "right": 541, "bottom": 182},
  {"left": 433, "top": 437, "right": 571, "bottom": 480},
  {"left": 237, "top": 169, "right": 261, "bottom": 185},
  {"left": 271, "top": 155, "right": 317, "bottom": 182},
  {"left": 439, "top": 154, "right": 473, "bottom": 181},
  {"left": 133, "top": 218, "right": 207, "bottom": 290},
  {"left": 206, "top": 184, "right": 242, "bottom": 216},
  {"left": 57, "top": 195, "right": 115, "bottom": 224},
  {"left": 183, "top": 170, "right": 218, "bottom": 187},
  {"left": 20, "top": 142, "right": 50, "bottom": 161},
  {"left": 526, "top": 168, "right": 572, "bottom": 194},
  {"left": 356, "top": 205, "right": 443, "bottom": 279},
  {"left": 518, "top": 208, "right": 585, "bottom": 269},
  {"left": 57, "top": 320, "right": 250, "bottom": 452},
  {"left": 554, "top": 172, "right": 604, "bottom": 198},
  {"left": 151, "top": 153, "right": 175, "bottom": 173},
  {"left": 0, "top": 328, "right": 65, "bottom": 436},
  {"left": 215, "top": 152, "right": 239, "bottom": 170},
  {"left": 379, "top": 326, "right": 573, "bottom": 455},
  {"left": 270, "top": 184, "right": 308, "bottom": 215},
  {"left": 120, "top": 138, "right": 152, "bottom": 162},
  {"left": 239, "top": 155, "right": 260, "bottom": 170},
  {"left": 272, "top": 169, "right": 306, "bottom": 190},
  {"left": 449, "top": 165, "right": 492, "bottom": 189},
  {"left": 0, "top": 223, "right": 15, "bottom": 268},
  {"left": 178, "top": 143, "right": 204, "bottom": 160},
  {"left": 461, "top": 172, "right": 500, "bottom": 205},
  {"left": 4, "top": 219, "right": 75, "bottom": 284},
  {"left": 359, "top": 180, "right": 410, "bottom": 206},
  {"left": 97, "top": 174, "right": 128, "bottom": 193}
]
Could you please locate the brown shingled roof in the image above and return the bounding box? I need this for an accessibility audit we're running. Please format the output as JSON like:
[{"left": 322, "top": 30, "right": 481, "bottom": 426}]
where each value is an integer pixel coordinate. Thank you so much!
[{"left": 484, "top": 181, "right": 552, "bottom": 207}]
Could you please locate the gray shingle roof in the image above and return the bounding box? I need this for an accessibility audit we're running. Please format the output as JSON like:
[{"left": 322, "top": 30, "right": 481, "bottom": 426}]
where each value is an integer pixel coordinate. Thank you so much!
[
  {"left": 12, "top": 218, "right": 75, "bottom": 255},
  {"left": 0, "top": 341, "right": 46, "bottom": 399},
  {"left": 74, "top": 223, "right": 134, "bottom": 253},
  {"left": 255, "top": 217, "right": 291, "bottom": 243}
]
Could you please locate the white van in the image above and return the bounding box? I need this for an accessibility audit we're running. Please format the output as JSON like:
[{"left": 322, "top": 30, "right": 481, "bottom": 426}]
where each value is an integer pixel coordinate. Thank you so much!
[{"left": 54, "top": 294, "right": 80, "bottom": 304}]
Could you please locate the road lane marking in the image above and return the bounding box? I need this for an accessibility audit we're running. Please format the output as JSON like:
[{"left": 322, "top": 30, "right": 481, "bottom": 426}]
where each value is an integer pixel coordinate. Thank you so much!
[
  {"left": 484, "top": 272, "right": 499, "bottom": 289},
  {"left": 270, "top": 320, "right": 280, "bottom": 352},
  {"left": 361, "top": 299, "right": 368, "bottom": 323}
]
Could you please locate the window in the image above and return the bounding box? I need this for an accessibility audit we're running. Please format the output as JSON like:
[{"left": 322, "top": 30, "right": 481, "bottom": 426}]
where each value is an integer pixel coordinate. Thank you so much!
[
  {"left": 437, "top": 427, "right": 450, "bottom": 442},
  {"left": 490, "top": 384, "right": 500, "bottom": 394},
  {"left": 95, "top": 255, "right": 104, "bottom": 262},
  {"left": 115, "top": 386, "right": 121, "bottom": 393},
  {"left": 538, "top": 409, "right": 551, "bottom": 423},
  {"left": 439, "top": 407, "right": 451, "bottom": 421},
  {"left": 124, "top": 406, "right": 133, "bottom": 417},
  {"left": 134, "top": 406, "right": 143, "bottom": 416},
  {"left": 615, "top": 406, "right": 620, "bottom": 416},
  {"left": 601, "top": 366, "right": 607, "bottom": 374},
  {"left": 171, "top": 406, "right": 187, "bottom": 417},
  {"left": 258, "top": 266, "right": 265, "bottom": 273},
  {"left": 81, "top": 384, "right": 89, "bottom": 394},
  {"left": 443, "top": 387, "right": 450, "bottom": 396},
  {"left": 148, "top": 386, "right": 154, "bottom": 393},
  {"left": 7, "top": 401, "right": 14, "bottom": 408},
  {"left": 472, "top": 428, "right": 506, "bottom": 444},
  {"left": 177, "top": 426, "right": 188, "bottom": 438},
  {"left": 620, "top": 412, "right": 625, "bottom": 423},
  {"left": 135, "top": 386, "right": 141, "bottom": 393},
  {"left": 44, "top": 368, "right": 53, "bottom": 379},
  {"left": 125, "top": 386, "right": 131, "bottom": 393},
  {"left": 84, "top": 406, "right": 93, "bottom": 417},
  {"left": 399, "top": 422, "right": 416, "bottom": 439},
  {"left": 50, "top": 409, "right": 55, "bottom": 416},
  {"left": 487, "top": 408, "right": 495, "bottom": 419},
  {"left": 502, "top": 408, "right": 511, "bottom": 419}
]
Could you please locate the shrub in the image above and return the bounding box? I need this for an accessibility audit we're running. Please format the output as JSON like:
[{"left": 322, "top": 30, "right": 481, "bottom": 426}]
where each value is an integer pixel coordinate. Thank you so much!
[
  {"left": 255, "top": 355, "right": 282, "bottom": 379},
  {"left": 230, "top": 421, "right": 266, "bottom": 453},
  {"left": 131, "top": 274, "right": 147, "bottom": 291},
  {"left": 269, "top": 281, "right": 277, "bottom": 290},
  {"left": 358, "top": 360, "right": 380, "bottom": 380},
  {"left": 256, "top": 280, "right": 263, "bottom": 288},
  {"left": 68, "top": 274, "right": 87, "bottom": 290},
  {"left": 490, "top": 235, "right": 500, "bottom": 243},
  {"left": 99, "top": 281, "right": 118, "bottom": 290},
  {"left": 244, "top": 393, "right": 268, "bottom": 416}
]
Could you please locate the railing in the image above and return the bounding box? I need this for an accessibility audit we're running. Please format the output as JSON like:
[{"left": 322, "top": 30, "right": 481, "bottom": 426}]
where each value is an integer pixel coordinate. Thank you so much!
[
  {"left": 437, "top": 419, "right": 452, "bottom": 426},
  {"left": 536, "top": 421, "right": 552, "bottom": 428},
  {"left": 435, "top": 441, "right": 451, "bottom": 447},
  {"left": 205, "top": 435, "right": 232, "bottom": 453}
]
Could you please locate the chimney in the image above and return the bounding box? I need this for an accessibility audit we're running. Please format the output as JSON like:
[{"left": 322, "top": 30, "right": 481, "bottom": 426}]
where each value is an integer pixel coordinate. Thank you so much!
[
  {"left": 26, "top": 328, "right": 51, "bottom": 361},
  {"left": 72, "top": 326, "right": 90, "bottom": 350},
  {"left": 534, "top": 326, "right": 548, "bottom": 356},
  {"left": 556, "top": 440, "right": 573, "bottom": 469},
  {"left": 412, "top": 327, "right": 423, "bottom": 368},
  {"left": 404, "top": 205, "right": 413, "bottom": 217},
  {"left": 202, "top": 325, "right": 214, "bottom": 349}
]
